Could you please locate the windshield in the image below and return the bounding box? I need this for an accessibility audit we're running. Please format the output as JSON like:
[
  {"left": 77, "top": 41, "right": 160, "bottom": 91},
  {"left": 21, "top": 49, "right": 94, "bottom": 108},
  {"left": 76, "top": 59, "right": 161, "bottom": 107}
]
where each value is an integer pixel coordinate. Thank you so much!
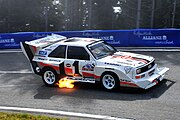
[{"left": 88, "top": 42, "right": 116, "bottom": 59}]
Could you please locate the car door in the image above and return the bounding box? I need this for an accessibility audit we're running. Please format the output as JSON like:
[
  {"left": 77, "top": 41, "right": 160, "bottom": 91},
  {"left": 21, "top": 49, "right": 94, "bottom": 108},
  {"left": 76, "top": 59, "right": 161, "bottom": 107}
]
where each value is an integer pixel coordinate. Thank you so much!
[{"left": 65, "top": 46, "right": 95, "bottom": 78}]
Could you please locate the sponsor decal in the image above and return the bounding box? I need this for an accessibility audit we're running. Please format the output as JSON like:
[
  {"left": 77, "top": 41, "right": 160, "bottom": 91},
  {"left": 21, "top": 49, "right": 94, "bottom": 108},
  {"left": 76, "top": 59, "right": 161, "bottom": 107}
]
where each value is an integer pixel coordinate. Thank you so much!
[
  {"left": 0, "top": 38, "right": 15, "bottom": 43},
  {"left": 45, "top": 48, "right": 52, "bottom": 51},
  {"left": 82, "top": 32, "right": 100, "bottom": 37},
  {"left": 133, "top": 30, "right": 174, "bottom": 45},
  {"left": 143, "top": 35, "right": 167, "bottom": 41},
  {"left": 148, "top": 64, "right": 152, "bottom": 69},
  {"left": 117, "top": 61, "right": 134, "bottom": 66},
  {"left": 0, "top": 38, "right": 19, "bottom": 47},
  {"left": 37, "top": 57, "right": 47, "bottom": 61},
  {"left": 105, "top": 62, "right": 121, "bottom": 66},
  {"left": 67, "top": 76, "right": 95, "bottom": 81},
  {"left": 49, "top": 59, "right": 61, "bottom": 62},
  {"left": 133, "top": 31, "right": 152, "bottom": 37},
  {"left": 66, "top": 63, "right": 71, "bottom": 67},
  {"left": 120, "top": 79, "right": 131, "bottom": 83},
  {"left": 39, "top": 51, "right": 47, "bottom": 56},
  {"left": 33, "top": 33, "right": 48, "bottom": 38},
  {"left": 124, "top": 66, "right": 132, "bottom": 74},
  {"left": 82, "top": 32, "right": 119, "bottom": 44},
  {"left": 82, "top": 64, "right": 95, "bottom": 71},
  {"left": 112, "top": 55, "right": 149, "bottom": 64}
]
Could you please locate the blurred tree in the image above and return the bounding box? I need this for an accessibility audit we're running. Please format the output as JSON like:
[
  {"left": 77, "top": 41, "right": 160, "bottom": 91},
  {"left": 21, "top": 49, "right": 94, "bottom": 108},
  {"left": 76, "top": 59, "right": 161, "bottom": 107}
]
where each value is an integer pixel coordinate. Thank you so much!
[{"left": 0, "top": 0, "right": 180, "bottom": 33}]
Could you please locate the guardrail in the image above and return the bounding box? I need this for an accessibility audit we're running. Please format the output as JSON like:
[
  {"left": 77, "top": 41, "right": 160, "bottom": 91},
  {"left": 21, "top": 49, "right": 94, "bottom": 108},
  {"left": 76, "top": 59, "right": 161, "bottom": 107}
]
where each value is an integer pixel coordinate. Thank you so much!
[{"left": 0, "top": 29, "right": 180, "bottom": 49}]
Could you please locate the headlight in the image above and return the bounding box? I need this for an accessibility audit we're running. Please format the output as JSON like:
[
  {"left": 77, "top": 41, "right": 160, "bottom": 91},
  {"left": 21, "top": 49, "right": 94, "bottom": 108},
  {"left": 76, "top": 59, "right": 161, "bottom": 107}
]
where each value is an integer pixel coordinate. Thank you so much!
[
  {"left": 124, "top": 66, "right": 132, "bottom": 74},
  {"left": 136, "top": 69, "right": 141, "bottom": 74}
]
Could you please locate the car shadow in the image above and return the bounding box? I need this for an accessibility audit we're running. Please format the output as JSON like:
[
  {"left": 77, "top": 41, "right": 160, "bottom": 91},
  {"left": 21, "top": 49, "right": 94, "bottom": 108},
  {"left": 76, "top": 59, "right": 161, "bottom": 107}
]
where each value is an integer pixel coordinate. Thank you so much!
[{"left": 34, "top": 79, "right": 175, "bottom": 101}]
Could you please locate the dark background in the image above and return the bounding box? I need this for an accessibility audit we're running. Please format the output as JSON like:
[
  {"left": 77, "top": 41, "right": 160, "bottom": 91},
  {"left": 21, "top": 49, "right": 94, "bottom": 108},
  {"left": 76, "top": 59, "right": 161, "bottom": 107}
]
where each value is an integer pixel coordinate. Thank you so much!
[{"left": 0, "top": 0, "right": 180, "bottom": 33}]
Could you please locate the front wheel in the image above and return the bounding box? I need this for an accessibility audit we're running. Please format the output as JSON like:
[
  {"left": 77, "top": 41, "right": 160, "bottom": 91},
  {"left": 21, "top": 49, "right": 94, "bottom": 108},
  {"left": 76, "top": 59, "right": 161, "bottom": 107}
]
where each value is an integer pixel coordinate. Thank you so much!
[
  {"left": 42, "top": 68, "right": 58, "bottom": 87},
  {"left": 101, "top": 73, "right": 119, "bottom": 91}
]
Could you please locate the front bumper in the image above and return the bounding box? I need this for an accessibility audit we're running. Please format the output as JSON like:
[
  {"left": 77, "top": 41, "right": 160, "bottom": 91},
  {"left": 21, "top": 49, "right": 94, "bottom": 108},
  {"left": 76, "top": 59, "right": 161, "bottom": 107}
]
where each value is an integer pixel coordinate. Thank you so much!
[{"left": 135, "top": 67, "right": 169, "bottom": 89}]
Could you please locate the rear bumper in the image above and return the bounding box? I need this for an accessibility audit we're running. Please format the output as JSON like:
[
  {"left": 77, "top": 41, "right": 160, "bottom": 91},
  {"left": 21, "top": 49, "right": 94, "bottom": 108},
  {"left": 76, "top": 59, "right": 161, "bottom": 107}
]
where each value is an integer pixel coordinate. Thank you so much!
[{"left": 135, "top": 67, "right": 169, "bottom": 89}]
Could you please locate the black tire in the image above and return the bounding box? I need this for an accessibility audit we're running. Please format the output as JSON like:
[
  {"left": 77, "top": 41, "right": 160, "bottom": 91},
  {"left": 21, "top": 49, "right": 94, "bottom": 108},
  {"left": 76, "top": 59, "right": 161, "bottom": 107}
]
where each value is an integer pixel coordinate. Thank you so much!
[
  {"left": 101, "top": 72, "right": 119, "bottom": 91},
  {"left": 42, "top": 68, "right": 59, "bottom": 87}
]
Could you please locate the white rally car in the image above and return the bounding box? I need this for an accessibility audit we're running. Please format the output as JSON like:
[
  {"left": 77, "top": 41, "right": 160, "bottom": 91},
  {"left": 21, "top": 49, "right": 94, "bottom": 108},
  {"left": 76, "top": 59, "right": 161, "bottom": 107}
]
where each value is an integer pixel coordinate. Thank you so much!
[{"left": 21, "top": 34, "right": 169, "bottom": 90}]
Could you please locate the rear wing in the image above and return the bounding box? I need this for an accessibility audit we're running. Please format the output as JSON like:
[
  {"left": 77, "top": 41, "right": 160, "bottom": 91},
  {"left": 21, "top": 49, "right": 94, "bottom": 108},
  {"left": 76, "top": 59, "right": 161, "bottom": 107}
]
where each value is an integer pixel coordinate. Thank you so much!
[
  {"left": 20, "top": 34, "right": 67, "bottom": 62},
  {"left": 20, "top": 34, "right": 67, "bottom": 74}
]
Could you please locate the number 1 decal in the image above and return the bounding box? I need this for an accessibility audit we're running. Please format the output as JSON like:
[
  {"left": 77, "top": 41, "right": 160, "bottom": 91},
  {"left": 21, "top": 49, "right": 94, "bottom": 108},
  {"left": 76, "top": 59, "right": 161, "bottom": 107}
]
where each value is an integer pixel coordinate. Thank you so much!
[
  {"left": 59, "top": 62, "right": 65, "bottom": 75},
  {"left": 73, "top": 61, "right": 82, "bottom": 76}
]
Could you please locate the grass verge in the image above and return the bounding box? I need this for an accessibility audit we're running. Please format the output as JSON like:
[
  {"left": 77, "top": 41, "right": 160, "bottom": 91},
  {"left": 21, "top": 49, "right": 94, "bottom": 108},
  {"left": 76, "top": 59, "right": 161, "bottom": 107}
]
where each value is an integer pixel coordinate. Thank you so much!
[{"left": 0, "top": 112, "right": 68, "bottom": 120}]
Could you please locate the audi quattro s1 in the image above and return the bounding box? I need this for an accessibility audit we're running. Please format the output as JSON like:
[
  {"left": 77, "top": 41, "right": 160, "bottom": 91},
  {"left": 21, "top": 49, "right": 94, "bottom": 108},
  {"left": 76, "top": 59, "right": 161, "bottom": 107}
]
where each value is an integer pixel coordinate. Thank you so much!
[{"left": 21, "top": 34, "right": 169, "bottom": 90}]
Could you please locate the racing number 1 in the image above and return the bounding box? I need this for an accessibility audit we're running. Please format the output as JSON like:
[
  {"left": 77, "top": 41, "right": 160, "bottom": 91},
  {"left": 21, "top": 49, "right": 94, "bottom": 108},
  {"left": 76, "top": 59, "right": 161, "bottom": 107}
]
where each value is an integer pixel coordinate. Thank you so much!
[{"left": 73, "top": 61, "right": 82, "bottom": 76}]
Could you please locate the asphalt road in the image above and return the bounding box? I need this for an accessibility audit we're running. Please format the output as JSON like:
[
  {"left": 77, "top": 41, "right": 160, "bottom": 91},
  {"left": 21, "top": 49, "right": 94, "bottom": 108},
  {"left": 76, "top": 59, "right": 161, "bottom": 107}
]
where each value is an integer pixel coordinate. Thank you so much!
[{"left": 0, "top": 51, "right": 179, "bottom": 120}]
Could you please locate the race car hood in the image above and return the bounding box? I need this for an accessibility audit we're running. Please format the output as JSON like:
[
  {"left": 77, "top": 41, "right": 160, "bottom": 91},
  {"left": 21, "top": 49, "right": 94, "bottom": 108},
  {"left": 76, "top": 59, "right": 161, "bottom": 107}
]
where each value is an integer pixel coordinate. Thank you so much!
[{"left": 98, "top": 51, "right": 154, "bottom": 67}]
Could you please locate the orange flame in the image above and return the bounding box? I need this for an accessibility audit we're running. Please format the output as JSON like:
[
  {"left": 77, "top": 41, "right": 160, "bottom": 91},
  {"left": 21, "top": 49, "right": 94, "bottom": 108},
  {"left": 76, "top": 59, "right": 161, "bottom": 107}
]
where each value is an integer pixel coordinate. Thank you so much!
[{"left": 57, "top": 77, "right": 75, "bottom": 89}]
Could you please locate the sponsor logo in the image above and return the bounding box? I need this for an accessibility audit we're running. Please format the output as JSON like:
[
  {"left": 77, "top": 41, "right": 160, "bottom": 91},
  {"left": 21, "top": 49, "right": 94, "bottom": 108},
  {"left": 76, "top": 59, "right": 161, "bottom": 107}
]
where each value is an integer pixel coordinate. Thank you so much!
[
  {"left": 148, "top": 64, "right": 152, "bottom": 69},
  {"left": 82, "top": 32, "right": 119, "bottom": 44},
  {"left": 105, "top": 62, "right": 121, "bottom": 66},
  {"left": 133, "top": 31, "right": 152, "bottom": 37},
  {"left": 37, "top": 57, "right": 47, "bottom": 61},
  {"left": 33, "top": 33, "right": 48, "bottom": 38},
  {"left": 124, "top": 66, "right": 132, "bottom": 74},
  {"left": 117, "top": 61, "right": 134, "bottom": 66},
  {"left": 82, "top": 64, "right": 95, "bottom": 71},
  {"left": 133, "top": 30, "right": 174, "bottom": 45},
  {"left": 142, "top": 35, "right": 167, "bottom": 41},
  {"left": 45, "top": 48, "right": 52, "bottom": 51},
  {"left": 39, "top": 51, "right": 47, "bottom": 56},
  {"left": 120, "top": 79, "right": 131, "bottom": 83},
  {"left": 0, "top": 38, "right": 15, "bottom": 43},
  {"left": 49, "top": 59, "right": 61, "bottom": 62},
  {"left": 66, "top": 63, "right": 71, "bottom": 67}
]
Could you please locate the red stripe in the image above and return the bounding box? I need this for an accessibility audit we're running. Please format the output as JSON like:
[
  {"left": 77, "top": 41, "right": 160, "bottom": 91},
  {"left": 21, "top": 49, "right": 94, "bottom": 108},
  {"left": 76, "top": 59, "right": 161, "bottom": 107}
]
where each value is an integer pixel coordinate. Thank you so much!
[
  {"left": 65, "top": 67, "right": 73, "bottom": 73},
  {"left": 32, "top": 46, "right": 37, "bottom": 52},
  {"left": 82, "top": 72, "right": 100, "bottom": 79},
  {"left": 39, "top": 62, "right": 59, "bottom": 71},
  {"left": 120, "top": 81, "right": 138, "bottom": 87},
  {"left": 112, "top": 55, "right": 148, "bottom": 64}
]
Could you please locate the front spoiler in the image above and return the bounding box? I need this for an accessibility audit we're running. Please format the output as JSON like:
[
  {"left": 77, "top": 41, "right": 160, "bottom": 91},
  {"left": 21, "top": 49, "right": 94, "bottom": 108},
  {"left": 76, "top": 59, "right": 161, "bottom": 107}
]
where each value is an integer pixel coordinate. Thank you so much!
[{"left": 144, "top": 67, "right": 169, "bottom": 89}]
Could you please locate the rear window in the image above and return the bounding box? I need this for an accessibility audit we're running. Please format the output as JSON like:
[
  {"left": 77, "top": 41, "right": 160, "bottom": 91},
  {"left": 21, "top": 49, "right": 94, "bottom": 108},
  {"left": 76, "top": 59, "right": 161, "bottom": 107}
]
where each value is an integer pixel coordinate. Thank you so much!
[
  {"left": 48, "top": 45, "right": 66, "bottom": 58},
  {"left": 67, "top": 46, "right": 90, "bottom": 60}
]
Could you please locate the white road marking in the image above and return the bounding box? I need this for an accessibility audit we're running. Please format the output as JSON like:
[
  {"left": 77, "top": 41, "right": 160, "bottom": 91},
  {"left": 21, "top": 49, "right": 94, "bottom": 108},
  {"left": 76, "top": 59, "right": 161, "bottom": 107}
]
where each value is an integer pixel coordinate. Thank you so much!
[
  {"left": 0, "top": 71, "right": 33, "bottom": 74},
  {"left": 0, "top": 84, "right": 39, "bottom": 88},
  {"left": 0, "top": 50, "right": 22, "bottom": 53},
  {"left": 0, "top": 106, "right": 132, "bottom": 120}
]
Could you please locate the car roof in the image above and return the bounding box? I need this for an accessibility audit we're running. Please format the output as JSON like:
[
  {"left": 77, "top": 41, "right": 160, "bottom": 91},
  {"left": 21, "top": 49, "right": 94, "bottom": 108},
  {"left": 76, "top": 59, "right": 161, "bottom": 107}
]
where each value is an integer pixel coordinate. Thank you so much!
[{"left": 56, "top": 37, "right": 102, "bottom": 47}]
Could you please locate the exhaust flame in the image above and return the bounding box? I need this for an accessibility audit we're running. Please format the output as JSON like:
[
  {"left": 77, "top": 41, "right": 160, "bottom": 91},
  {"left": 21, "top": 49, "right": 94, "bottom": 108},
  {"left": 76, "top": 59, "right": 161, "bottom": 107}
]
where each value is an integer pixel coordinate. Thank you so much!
[{"left": 57, "top": 77, "right": 75, "bottom": 89}]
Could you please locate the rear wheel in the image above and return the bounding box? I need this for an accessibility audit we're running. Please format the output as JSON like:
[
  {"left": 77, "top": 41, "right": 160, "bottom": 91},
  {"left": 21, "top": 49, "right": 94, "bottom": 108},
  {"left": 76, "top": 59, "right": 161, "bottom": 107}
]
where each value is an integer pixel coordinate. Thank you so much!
[
  {"left": 101, "top": 72, "right": 119, "bottom": 91},
  {"left": 42, "top": 68, "right": 58, "bottom": 87}
]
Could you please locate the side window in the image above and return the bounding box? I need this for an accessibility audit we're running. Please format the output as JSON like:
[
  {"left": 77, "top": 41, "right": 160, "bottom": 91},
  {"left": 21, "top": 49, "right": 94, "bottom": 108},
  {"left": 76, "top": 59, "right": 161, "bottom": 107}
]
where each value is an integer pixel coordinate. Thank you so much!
[
  {"left": 67, "top": 46, "right": 90, "bottom": 60},
  {"left": 48, "top": 45, "right": 66, "bottom": 58}
]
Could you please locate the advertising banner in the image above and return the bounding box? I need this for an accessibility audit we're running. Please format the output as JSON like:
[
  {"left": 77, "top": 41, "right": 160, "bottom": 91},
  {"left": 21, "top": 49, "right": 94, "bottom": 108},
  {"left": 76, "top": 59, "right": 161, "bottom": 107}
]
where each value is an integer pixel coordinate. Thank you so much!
[
  {"left": 0, "top": 32, "right": 50, "bottom": 49},
  {"left": 0, "top": 29, "right": 180, "bottom": 49},
  {"left": 129, "top": 29, "right": 180, "bottom": 47}
]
